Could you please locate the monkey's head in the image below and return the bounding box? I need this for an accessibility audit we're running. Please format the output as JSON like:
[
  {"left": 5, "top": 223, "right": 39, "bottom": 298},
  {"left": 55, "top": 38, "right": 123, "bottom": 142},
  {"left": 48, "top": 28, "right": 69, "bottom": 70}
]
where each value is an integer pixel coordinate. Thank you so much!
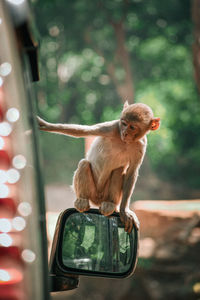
[{"left": 120, "top": 101, "right": 160, "bottom": 143}]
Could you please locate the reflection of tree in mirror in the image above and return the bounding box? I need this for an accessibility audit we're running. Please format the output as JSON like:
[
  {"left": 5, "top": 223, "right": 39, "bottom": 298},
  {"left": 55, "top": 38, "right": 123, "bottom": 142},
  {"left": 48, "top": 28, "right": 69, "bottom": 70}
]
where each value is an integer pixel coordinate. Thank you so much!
[
  {"left": 109, "top": 217, "right": 120, "bottom": 272},
  {"left": 62, "top": 214, "right": 87, "bottom": 261},
  {"left": 108, "top": 217, "right": 132, "bottom": 272},
  {"left": 62, "top": 212, "right": 133, "bottom": 273},
  {"left": 118, "top": 228, "right": 131, "bottom": 268}
]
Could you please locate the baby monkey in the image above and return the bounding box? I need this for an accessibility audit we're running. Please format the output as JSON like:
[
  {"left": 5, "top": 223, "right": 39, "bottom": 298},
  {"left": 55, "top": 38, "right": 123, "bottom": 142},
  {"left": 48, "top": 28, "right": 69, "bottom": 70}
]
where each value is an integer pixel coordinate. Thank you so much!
[{"left": 38, "top": 102, "right": 160, "bottom": 233}]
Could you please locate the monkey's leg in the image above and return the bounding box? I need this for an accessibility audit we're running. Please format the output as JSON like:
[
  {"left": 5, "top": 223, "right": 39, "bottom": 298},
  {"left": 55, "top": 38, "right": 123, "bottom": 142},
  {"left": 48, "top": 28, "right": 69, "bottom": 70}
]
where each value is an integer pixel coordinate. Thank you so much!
[
  {"left": 100, "top": 167, "right": 124, "bottom": 216},
  {"left": 73, "top": 159, "right": 97, "bottom": 212}
]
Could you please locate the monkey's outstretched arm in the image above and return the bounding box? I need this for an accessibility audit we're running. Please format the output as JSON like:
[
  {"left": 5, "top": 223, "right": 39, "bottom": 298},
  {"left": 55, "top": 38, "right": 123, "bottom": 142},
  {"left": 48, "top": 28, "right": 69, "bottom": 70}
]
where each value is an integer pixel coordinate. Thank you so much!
[
  {"left": 37, "top": 116, "right": 118, "bottom": 138},
  {"left": 120, "top": 167, "right": 140, "bottom": 233}
]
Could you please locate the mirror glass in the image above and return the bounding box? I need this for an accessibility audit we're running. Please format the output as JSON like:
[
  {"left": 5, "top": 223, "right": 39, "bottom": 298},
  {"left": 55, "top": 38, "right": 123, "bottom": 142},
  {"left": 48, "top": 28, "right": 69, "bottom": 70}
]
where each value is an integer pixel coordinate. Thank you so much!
[{"left": 61, "top": 212, "right": 137, "bottom": 274}]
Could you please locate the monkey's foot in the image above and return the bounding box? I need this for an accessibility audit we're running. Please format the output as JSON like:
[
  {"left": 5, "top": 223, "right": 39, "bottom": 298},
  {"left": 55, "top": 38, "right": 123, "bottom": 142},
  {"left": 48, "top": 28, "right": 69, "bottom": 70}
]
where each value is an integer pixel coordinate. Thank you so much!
[
  {"left": 100, "top": 202, "right": 116, "bottom": 216},
  {"left": 120, "top": 209, "right": 140, "bottom": 233},
  {"left": 74, "top": 198, "right": 90, "bottom": 212}
]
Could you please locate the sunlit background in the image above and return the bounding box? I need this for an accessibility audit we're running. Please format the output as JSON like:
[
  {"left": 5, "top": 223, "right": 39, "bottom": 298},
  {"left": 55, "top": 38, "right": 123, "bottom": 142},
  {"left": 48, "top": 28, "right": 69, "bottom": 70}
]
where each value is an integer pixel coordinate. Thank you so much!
[
  {"left": 33, "top": 0, "right": 200, "bottom": 201},
  {"left": 32, "top": 0, "right": 200, "bottom": 299}
]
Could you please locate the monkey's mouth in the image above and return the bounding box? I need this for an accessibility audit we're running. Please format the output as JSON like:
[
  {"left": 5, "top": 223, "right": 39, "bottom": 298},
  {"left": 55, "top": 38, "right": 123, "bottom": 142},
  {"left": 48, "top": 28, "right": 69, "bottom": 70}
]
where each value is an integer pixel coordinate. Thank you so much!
[
  {"left": 121, "top": 132, "right": 136, "bottom": 143},
  {"left": 121, "top": 132, "right": 127, "bottom": 142},
  {"left": 121, "top": 133, "right": 130, "bottom": 142}
]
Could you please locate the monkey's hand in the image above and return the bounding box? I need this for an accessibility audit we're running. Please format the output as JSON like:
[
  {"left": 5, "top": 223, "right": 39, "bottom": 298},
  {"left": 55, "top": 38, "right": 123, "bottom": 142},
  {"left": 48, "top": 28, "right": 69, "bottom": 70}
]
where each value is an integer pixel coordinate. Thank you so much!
[
  {"left": 120, "top": 209, "right": 140, "bottom": 233},
  {"left": 37, "top": 116, "right": 51, "bottom": 130}
]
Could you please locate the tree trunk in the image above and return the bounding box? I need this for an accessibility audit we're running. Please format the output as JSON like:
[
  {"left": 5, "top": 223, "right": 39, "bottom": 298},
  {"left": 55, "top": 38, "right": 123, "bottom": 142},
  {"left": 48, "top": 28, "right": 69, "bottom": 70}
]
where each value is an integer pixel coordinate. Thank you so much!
[
  {"left": 107, "top": 21, "right": 134, "bottom": 103},
  {"left": 84, "top": 21, "right": 134, "bottom": 104},
  {"left": 192, "top": 0, "right": 200, "bottom": 94}
]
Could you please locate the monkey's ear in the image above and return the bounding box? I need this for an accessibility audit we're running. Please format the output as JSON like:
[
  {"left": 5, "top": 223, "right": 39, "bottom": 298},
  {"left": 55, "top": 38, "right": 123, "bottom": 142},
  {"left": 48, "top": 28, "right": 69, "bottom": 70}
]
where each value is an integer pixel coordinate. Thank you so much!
[
  {"left": 123, "top": 101, "right": 129, "bottom": 110},
  {"left": 150, "top": 118, "right": 160, "bottom": 131}
]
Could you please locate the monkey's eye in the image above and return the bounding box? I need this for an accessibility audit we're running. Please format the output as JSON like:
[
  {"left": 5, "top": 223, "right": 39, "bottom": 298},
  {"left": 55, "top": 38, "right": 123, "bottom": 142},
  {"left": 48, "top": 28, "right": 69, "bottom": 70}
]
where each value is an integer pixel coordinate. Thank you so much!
[
  {"left": 121, "top": 121, "right": 127, "bottom": 127},
  {"left": 130, "top": 125, "right": 135, "bottom": 130}
]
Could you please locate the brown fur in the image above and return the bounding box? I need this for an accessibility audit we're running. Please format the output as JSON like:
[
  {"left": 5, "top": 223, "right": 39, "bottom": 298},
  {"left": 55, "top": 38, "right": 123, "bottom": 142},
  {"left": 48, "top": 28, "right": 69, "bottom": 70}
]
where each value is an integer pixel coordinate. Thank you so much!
[{"left": 38, "top": 102, "right": 160, "bottom": 232}]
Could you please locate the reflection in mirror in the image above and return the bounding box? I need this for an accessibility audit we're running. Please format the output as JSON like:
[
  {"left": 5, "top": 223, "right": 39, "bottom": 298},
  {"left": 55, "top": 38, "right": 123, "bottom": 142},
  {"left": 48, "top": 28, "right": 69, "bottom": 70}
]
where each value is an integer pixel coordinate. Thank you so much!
[{"left": 61, "top": 212, "right": 136, "bottom": 274}]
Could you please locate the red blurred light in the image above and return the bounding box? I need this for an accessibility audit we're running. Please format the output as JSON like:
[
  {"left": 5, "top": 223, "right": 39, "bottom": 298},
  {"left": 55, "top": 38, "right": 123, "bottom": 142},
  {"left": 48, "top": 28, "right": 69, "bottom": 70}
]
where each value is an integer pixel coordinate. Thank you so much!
[
  {"left": 0, "top": 268, "right": 23, "bottom": 285},
  {"left": 0, "top": 246, "right": 22, "bottom": 262},
  {"left": 0, "top": 268, "right": 25, "bottom": 300},
  {"left": 0, "top": 84, "right": 26, "bottom": 300},
  {"left": 0, "top": 108, "right": 3, "bottom": 122},
  {"left": 0, "top": 198, "right": 17, "bottom": 218},
  {"left": 0, "top": 248, "right": 25, "bottom": 300},
  {"left": 0, "top": 88, "right": 5, "bottom": 121},
  {"left": 0, "top": 288, "right": 25, "bottom": 300},
  {"left": 0, "top": 150, "right": 11, "bottom": 168}
]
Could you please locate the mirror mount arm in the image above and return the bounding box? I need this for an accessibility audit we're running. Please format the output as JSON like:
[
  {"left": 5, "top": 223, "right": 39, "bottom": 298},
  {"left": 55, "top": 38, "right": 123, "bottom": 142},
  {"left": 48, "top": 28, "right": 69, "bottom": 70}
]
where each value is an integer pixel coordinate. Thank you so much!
[
  {"left": 49, "top": 212, "right": 79, "bottom": 292},
  {"left": 50, "top": 274, "right": 79, "bottom": 292}
]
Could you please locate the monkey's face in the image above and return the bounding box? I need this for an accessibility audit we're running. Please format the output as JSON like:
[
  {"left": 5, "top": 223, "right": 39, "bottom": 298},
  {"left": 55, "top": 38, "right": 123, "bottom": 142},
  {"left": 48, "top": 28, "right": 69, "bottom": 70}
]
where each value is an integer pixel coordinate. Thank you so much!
[
  {"left": 119, "top": 119, "right": 140, "bottom": 143},
  {"left": 120, "top": 103, "right": 160, "bottom": 143}
]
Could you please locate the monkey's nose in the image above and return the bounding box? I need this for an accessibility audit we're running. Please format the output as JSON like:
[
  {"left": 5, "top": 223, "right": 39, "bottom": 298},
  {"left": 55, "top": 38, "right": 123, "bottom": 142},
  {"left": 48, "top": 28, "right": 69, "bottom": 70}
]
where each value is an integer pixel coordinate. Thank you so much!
[{"left": 121, "top": 131, "right": 127, "bottom": 141}]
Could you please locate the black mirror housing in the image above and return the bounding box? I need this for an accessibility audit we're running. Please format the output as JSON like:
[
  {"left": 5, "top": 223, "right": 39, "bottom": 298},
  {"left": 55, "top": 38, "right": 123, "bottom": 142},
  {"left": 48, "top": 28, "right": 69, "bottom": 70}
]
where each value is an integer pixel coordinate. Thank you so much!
[{"left": 50, "top": 208, "right": 139, "bottom": 285}]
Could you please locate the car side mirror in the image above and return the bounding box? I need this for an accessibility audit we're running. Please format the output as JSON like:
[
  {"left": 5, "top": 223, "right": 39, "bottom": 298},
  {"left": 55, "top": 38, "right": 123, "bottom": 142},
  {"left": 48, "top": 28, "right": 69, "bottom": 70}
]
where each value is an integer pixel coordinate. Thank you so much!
[{"left": 49, "top": 209, "right": 139, "bottom": 291}]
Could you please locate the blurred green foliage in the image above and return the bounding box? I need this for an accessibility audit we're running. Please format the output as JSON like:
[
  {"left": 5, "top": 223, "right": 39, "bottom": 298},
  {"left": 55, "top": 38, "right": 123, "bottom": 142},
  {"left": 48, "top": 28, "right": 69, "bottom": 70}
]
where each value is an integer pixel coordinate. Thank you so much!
[{"left": 34, "top": 0, "right": 200, "bottom": 190}]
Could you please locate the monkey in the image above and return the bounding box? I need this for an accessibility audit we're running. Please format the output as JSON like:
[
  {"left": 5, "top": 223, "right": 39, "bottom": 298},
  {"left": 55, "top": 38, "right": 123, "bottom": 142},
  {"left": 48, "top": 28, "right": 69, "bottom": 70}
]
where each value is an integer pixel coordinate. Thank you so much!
[{"left": 38, "top": 102, "right": 160, "bottom": 233}]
